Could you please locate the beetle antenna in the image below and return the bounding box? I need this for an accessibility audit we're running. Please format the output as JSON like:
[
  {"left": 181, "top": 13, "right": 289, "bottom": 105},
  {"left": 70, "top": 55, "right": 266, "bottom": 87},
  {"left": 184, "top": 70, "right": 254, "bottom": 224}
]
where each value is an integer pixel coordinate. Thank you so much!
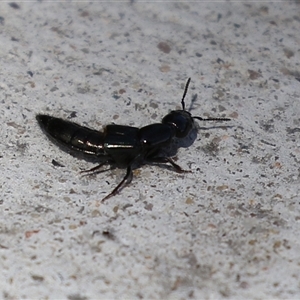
[
  {"left": 193, "top": 116, "right": 231, "bottom": 122},
  {"left": 181, "top": 77, "right": 191, "bottom": 111}
]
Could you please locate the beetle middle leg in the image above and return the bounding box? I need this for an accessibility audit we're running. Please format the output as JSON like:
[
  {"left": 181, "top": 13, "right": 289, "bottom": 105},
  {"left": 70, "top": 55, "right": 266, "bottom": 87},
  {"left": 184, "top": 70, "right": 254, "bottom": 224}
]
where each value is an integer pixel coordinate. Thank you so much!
[
  {"left": 80, "top": 161, "right": 133, "bottom": 202},
  {"left": 101, "top": 165, "right": 133, "bottom": 202}
]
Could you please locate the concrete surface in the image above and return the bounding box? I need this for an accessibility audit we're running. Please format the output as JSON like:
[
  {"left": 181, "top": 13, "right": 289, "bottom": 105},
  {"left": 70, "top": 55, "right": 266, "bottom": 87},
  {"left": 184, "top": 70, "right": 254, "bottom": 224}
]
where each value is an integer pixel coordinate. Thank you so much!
[{"left": 1, "top": 1, "right": 300, "bottom": 299}]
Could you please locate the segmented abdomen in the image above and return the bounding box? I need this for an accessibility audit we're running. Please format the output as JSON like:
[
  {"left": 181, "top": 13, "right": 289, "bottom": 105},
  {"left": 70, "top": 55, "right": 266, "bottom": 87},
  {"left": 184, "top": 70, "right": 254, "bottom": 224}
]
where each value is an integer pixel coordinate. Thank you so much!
[{"left": 36, "top": 115, "right": 105, "bottom": 156}]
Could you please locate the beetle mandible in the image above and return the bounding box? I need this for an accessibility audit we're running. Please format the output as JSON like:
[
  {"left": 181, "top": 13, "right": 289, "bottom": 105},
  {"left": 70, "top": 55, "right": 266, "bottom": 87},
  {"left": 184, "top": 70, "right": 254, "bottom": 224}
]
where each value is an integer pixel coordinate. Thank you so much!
[{"left": 36, "top": 78, "right": 230, "bottom": 202}]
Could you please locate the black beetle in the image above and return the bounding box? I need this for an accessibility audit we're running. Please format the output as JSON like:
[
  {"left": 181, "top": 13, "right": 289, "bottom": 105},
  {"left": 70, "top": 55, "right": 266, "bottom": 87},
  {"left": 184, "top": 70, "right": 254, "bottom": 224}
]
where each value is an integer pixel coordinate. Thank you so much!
[{"left": 36, "top": 78, "right": 230, "bottom": 201}]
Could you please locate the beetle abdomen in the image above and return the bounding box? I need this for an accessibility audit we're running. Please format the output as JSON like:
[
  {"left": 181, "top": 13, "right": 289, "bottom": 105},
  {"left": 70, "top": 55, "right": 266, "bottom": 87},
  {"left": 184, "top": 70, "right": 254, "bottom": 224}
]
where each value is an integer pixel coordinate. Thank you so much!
[{"left": 36, "top": 115, "right": 105, "bottom": 156}]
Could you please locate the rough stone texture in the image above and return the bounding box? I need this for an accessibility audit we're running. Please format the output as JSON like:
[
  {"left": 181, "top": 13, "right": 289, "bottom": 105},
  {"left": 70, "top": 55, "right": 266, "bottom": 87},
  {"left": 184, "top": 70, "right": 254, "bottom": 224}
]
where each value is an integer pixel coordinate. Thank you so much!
[{"left": 0, "top": 1, "right": 300, "bottom": 299}]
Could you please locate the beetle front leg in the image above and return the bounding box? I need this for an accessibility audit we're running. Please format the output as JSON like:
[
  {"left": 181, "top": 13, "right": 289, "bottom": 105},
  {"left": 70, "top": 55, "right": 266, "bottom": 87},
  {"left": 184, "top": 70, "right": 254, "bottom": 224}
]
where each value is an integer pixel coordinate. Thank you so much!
[
  {"left": 101, "top": 165, "right": 133, "bottom": 202},
  {"left": 166, "top": 157, "right": 191, "bottom": 173},
  {"left": 147, "top": 157, "right": 191, "bottom": 173}
]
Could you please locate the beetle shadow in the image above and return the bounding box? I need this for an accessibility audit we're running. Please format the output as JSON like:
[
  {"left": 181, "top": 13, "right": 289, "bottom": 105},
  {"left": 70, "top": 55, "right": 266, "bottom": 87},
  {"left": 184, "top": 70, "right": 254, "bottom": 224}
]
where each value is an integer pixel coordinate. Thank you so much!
[
  {"left": 163, "top": 123, "right": 233, "bottom": 155},
  {"left": 148, "top": 123, "right": 233, "bottom": 172}
]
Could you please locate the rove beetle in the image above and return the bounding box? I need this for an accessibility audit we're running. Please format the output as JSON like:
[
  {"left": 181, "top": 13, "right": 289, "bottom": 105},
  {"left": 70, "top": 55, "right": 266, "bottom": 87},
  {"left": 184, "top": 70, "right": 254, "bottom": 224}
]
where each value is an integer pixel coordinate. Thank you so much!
[{"left": 36, "top": 78, "right": 230, "bottom": 202}]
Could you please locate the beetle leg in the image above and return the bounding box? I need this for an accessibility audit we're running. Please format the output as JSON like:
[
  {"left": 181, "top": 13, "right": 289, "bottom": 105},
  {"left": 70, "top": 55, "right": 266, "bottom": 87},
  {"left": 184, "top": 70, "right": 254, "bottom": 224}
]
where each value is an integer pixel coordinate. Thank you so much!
[
  {"left": 147, "top": 157, "right": 191, "bottom": 173},
  {"left": 80, "top": 161, "right": 111, "bottom": 176},
  {"left": 166, "top": 157, "right": 190, "bottom": 173},
  {"left": 101, "top": 165, "right": 133, "bottom": 202}
]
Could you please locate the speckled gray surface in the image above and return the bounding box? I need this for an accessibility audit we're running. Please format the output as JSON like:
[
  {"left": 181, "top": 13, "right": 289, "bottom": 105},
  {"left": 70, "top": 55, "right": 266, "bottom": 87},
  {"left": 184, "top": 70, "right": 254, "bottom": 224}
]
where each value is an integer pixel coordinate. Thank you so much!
[{"left": 1, "top": 1, "right": 300, "bottom": 299}]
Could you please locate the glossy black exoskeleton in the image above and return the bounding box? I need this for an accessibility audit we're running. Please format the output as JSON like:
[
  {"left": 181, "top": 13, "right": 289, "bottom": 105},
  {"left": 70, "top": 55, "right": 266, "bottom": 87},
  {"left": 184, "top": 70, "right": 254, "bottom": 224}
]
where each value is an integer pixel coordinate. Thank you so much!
[{"left": 36, "top": 78, "right": 230, "bottom": 202}]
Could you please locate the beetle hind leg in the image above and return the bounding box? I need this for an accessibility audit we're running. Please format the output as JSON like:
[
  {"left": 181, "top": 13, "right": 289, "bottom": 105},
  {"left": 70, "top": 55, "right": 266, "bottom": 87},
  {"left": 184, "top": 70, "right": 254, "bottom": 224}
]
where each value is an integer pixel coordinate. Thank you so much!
[{"left": 80, "top": 160, "right": 112, "bottom": 176}]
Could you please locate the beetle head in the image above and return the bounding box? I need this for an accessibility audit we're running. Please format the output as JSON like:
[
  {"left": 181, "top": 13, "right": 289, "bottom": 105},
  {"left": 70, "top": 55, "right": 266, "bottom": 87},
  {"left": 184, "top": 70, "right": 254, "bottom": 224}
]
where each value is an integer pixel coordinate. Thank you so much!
[
  {"left": 162, "top": 78, "right": 230, "bottom": 138},
  {"left": 162, "top": 110, "right": 194, "bottom": 138}
]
